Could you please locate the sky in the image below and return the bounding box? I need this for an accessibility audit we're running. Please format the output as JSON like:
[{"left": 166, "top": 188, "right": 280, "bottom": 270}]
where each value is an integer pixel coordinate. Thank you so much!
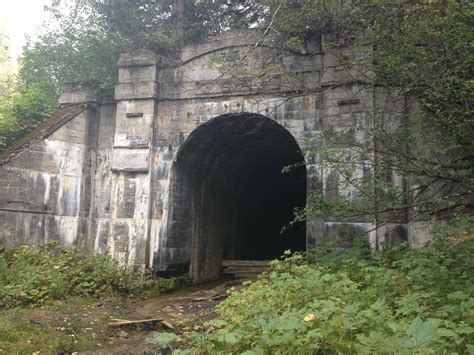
[{"left": 0, "top": 0, "right": 51, "bottom": 69}]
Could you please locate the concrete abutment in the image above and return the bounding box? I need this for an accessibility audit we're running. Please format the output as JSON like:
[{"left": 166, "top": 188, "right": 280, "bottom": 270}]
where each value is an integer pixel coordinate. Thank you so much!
[{"left": 0, "top": 30, "right": 426, "bottom": 282}]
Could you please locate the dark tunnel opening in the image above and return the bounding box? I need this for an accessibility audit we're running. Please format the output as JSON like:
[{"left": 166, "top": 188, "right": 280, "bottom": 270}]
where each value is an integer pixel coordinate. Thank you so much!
[{"left": 167, "top": 113, "right": 307, "bottom": 282}]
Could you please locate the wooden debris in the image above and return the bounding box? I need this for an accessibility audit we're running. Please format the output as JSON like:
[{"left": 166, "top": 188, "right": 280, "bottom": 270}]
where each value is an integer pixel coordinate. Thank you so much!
[
  {"left": 211, "top": 293, "right": 229, "bottom": 301},
  {"left": 222, "top": 260, "right": 271, "bottom": 280},
  {"left": 223, "top": 266, "right": 269, "bottom": 274},
  {"left": 191, "top": 292, "right": 229, "bottom": 302},
  {"left": 222, "top": 260, "right": 270, "bottom": 267},
  {"left": 108, "top": 318, "right": 163, "bottom": 328},
  {"left": 161, "top": 320, "right": 175, "bottom": 330}
]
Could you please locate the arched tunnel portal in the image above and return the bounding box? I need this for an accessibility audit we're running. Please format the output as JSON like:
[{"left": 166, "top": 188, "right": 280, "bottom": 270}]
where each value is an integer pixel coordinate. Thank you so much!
[{"left": 166, "top": 113, "right": 307, "bottom": 282}]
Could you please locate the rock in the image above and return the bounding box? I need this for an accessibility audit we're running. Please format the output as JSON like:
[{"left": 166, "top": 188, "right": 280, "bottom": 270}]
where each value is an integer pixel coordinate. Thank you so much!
[{"left": 117, "top": 330, "right": 129, "bottom": 338}]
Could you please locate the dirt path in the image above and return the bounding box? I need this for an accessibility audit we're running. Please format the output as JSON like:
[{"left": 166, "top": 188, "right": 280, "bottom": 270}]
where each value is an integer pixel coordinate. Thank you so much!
[
  {"left": 10, "top": 280, "right": 244, "bottom": 354},
  {"left": 84, "top": 281, "right": 237, "bottom": 354}
]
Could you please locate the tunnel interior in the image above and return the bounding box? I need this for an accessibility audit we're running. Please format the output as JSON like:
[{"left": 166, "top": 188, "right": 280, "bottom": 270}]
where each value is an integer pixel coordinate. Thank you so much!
[{"left": 167, "top": 113, "right": 307, "bottom": 282}]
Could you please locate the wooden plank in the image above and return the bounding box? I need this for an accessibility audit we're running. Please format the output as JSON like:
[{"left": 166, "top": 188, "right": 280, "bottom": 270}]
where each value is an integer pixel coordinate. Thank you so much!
[
  {"left": 223, "top": 266, "right": 269, "bottom": 274},
  {"left": 231, "top": 273, "right": 260, "bottom": 280},
  {"left": 191, "top": 293, "right": 229, "bottom": 302},
  {"left": 222, "top": 260, "right": 271, "bottom": 267}
]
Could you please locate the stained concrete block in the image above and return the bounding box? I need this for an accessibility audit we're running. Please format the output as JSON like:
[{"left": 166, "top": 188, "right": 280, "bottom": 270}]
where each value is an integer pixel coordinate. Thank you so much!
[
  {"left": 112, "top": 147, "right": 150, "bottom": 173},
  {"left": 118, "top": 65, "right": 157, "bottom": 83},
  {"left": 115, "top": 81, "right": 157, "bottom": 100},
  {"left": 59, "top": 81, "right": 101, "bottom": 104},
  {"left": 118, "top": 49, "right": 158, "bottom": 67}
]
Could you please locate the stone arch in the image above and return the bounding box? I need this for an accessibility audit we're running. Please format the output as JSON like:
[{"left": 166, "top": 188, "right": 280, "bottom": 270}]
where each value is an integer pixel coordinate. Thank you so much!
[{"left": 163, "top": 113, "right": 307, "bottom": 282}]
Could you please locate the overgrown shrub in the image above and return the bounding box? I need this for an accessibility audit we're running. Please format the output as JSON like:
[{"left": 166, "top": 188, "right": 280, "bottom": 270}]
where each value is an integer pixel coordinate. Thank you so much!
[
  {"left": 177, "top": 218, "right": 474, "bottom": 354},
  {"left": 0, "top": 242, "right": 148, "bottom": 307},
  {"left": 0, "top": 81, "right": 58, "bottom": 152}
]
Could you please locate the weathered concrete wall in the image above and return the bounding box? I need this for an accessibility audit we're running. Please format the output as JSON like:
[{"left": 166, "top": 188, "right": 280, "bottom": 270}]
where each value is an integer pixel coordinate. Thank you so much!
[
  {"left": 0, "top": 30, "right": 413, "bottom": 281},
  {"left": 0, "top": 102, "right": 99, "bottom": 247}
]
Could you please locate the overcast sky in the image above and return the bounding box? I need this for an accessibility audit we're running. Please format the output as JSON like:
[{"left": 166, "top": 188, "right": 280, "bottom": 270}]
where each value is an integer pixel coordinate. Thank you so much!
[{"left": 0, "top": 0, "right": 51, "bottom": 68}]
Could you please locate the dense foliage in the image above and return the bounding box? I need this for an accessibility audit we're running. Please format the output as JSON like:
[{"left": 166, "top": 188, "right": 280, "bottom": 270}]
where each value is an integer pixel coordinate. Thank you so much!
[
  {"left": 168, "top": 217, "right": 474, "bottom": 354},
  {"left": 1, "top": 0, "right": 263, "bottom": 152},
  {"left": 0, "top": 81, "right": 58, "bottom": 150},
  {"left": 298, "top": 0, "right": 474, "bottom": 222},
  {"left": 16, "top": 0, "right": 267, "bottom": 93},
  {"left": 0, "top": 242, "right": 148, "bottom": 307},
  {"left": 0, "top": 26, "right": 14, "bottom": 97}
]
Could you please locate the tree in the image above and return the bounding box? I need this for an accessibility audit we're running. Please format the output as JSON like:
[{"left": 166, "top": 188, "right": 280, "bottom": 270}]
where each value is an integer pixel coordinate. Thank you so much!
[
  {"left": 18, "top": 0, "right": 267, "bottom": 91},
  {"left": 0, "top": 81, "right": 58, "bottom": 151},
  {"left": 0, "top": 25, "right": 14, "bottom": 97},
  {"left": 293, "top": 1, "right": 474, "bottom": 228},
  {"left": 0, "top": 0, "right": 267, "bottom": 152}
]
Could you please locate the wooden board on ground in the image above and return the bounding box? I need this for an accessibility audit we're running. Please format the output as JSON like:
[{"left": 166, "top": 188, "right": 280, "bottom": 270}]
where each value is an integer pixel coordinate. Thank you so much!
[
  {"left": 222, "top": 260, "right": 271, "bottom": 267},
  {"left": 108, "top": 318, "right": 164, "bottom": 329},
  {"left": 223, "top": 266, "right": 269, "bottom": 274}
]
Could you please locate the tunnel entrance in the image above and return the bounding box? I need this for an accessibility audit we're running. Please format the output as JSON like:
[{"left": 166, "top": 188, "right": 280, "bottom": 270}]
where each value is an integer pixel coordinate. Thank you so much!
[{"left": 167, "top": 113, "right": 306, "bottom": 282}]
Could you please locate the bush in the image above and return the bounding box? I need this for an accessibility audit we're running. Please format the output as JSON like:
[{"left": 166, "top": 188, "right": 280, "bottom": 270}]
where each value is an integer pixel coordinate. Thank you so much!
[
  {"left": 0, "top": 242, "right": 148, "bottom": 307},
  {"left": 0, "top": 81, "right": 58, "bottom": 152},
  {"left": 179, "top": 219, "right": 474, "bottom": 354}
]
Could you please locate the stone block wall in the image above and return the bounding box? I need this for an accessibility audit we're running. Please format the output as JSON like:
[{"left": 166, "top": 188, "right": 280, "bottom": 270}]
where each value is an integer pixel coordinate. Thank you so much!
[
  {"left": 0, "top": 30, "right": 425, "bottom": 281},
  {"left": 0, "top": 102, "right": 98, "bottom": 247}
]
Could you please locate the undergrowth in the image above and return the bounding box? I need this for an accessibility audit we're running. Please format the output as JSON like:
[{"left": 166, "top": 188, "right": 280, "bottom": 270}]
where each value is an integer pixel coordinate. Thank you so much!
[
  {"left": 0, "top": 242, "right": 191, "bottom": 353},
  {"left": 164, "top": 218, "right": 474, "bottom": 354},
  {"left": 0, "top": 307, "right": 62, "bottom": 353},
  {"left": 0, "top": 241, "right": 149, "bottom": 307}
]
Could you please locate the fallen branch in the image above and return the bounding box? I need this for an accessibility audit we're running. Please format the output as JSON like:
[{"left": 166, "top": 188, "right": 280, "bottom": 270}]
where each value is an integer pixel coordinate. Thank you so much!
[{"left": 162, "top": 320, "right": 176, "bottom": 331}]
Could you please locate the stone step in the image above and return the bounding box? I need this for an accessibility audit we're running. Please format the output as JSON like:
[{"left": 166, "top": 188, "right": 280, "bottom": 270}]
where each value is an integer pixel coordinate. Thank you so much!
[
  {"left": 231, "top": 273, "right": 261, "bottom": 280},
  {"left": 222, "top": 260, "right": 271, "bottom": 267},
  {"left": 223, "top": 266, "right": 269, "bottom": 274},
  {"left": 222, "top": 260, "right": 271, "bottom": 280}
]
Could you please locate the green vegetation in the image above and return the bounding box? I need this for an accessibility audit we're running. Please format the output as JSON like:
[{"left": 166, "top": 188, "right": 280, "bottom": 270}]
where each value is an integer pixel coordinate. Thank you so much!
[
  {"left": 0, "top": 307, "right": 65, "bottom": 353},
  {"left": 0, "top": 81, "right": 58, "bottom": 150},
  {"left": 0, "top": 298, "right": 116, "bottom": 354},
  {"left": 297, "top": 0, "right": 474, "bottom": 222},
  {"left": 0, "top": 26, "right": 14, "bottom": 97},
  {"left": 0, "top": 2, "right": 471, "bottom": 353},
  {"left": 166, "top": 217, "right": 474, "bottom": 354},
  {"left": 0, "top": 242, "right": 148, "bottom": 352},
  {"left": 0, "top": 242, "right": 148, "bottom": 307},
  {"left": 0, "top": 242, "right": 192, "bottom": 353}
]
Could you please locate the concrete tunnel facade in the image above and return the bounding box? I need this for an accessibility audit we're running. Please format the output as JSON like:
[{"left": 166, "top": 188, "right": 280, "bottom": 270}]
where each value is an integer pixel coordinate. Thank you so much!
[{"left": 0, "top": 30, "right": 421, "bottom": 282}]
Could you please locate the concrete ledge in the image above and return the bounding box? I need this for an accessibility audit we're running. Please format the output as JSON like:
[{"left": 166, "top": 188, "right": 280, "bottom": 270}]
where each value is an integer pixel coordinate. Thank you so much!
[
  {"left": 59, "top": 81, "right": 101, "bottom": 105},
  {"left": 118, "top": 49, "right": 158, "bottom": 67},
  {"left": 181, "top": 29, "right": 260, "bottom": 64}
]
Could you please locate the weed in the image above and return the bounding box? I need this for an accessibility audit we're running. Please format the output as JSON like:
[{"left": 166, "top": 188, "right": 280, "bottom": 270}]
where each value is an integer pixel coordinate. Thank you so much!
[
  {"left": 0, "top": 242, "right": 149, "bottom": 307},
  {"left": 177, "top": 219, "right": 474, "bottom": 353}
]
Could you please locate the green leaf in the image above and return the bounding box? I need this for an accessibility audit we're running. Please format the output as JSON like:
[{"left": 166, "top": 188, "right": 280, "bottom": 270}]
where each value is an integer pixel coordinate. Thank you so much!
[
  {"left": 206, "top": 319, "right": 227, "bottom": 328},
  {"left": 402, "top": 317, "right": 440, "bottom": 348},
  {"left": 224, "top": 332, "right": 239, "bottom": 345},
  {"left": 151, "top": 332, "right": 178, "bottom": 346}
]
